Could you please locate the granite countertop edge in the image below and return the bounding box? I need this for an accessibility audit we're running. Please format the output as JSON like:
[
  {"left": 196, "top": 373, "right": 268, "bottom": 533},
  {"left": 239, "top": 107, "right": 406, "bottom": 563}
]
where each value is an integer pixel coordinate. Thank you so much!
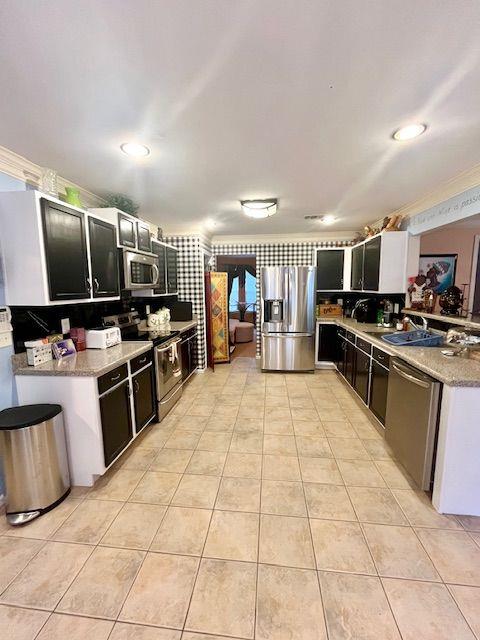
[
  {"left": 13, "top": 341, "right": 153, "bottom": 378},
  {"left": 317, "top": 317, "right": 480, "bottom": 387}
]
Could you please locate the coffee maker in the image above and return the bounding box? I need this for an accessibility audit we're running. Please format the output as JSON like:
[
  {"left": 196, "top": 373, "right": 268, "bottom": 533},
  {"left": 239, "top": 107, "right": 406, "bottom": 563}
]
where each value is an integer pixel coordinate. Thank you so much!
[{"left": 352, "top": 298, "right": 378, "bottom": 323}]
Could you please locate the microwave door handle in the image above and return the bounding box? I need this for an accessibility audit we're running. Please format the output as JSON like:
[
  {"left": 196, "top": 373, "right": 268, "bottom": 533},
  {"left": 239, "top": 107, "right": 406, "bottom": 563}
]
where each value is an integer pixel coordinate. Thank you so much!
[{"left": 151, "top": 263, "right": 159, "bottom": 285}]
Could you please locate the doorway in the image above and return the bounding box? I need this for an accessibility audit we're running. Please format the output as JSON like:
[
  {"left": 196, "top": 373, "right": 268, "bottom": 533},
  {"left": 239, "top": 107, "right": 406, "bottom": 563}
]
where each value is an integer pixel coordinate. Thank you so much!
[{"left": 216, "top": 255, "right": 257, "bottom": 359}]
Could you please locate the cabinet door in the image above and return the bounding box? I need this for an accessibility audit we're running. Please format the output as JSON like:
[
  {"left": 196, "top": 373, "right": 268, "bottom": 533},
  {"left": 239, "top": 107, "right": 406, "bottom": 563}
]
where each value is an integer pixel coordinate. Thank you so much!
[
  {"left": 369, "top": 360, "right": 389, "bottom": 426},
  {"left": 166, "top": 247, "right": 178, "bottom": 293},
  {"left": 88, "top": 217, "right": 119, "bottom": 298},
  {"left": 118, "top": 212, "right": 136, "bottom": 248},
  {"left": 180, "top": 338, "right": 190, "bottom": 381},
  {"left": 188, "top": 335, "right": 197, "bottom": 374},
  {"left": 317, "top": 324, "right": 338, "bottom": 361},
  {"left": 41, "top": 200, "right": 90, "bottom": 301},
  {"left": 350, "top": 245, "right": 364, "bottom": 290},
  {"left": 345, "top": 340, "right": 356, "bottom": 386},
  {"left": 152, "top": 242, "right": 167, "bottom": 294},
  {"left": 336, "top": 336, "right": 346, "bottom": 375},
  {"left": 363, "top": 236, "right": 381, "bottom": 291},
  {"left": 137, "top": 221, "right": 152, "bottom": 253},
  {"left": 316, "top": 250, "right": 344, "bottom": 290},
  {"left": 133, "top": 365, "right": 156, "bottom": 433},
  {"left": 354, "top": 347, "right": 370, "bottom": 404},
  {"left": 99, "top": 380, "right": 133, "bottom": 466}
]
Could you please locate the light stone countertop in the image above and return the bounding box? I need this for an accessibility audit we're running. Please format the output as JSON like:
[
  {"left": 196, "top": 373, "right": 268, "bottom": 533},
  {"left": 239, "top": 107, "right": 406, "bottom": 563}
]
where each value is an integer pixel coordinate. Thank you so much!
[
  {"left": 317, "top": 317, "right": 480, "bottom": 387},
  {"left": 13, "top": 341, "right": 153, "bottom": 377},
  {"left": 169, "top": 318, "right": 198, "bottom": 333}
]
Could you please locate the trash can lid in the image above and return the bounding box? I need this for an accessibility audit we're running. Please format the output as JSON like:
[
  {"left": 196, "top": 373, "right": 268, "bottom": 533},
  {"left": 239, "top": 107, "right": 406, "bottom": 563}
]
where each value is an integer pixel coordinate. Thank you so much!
[{"left": 0, "top": 404, "right": 62, "bottom": 430}]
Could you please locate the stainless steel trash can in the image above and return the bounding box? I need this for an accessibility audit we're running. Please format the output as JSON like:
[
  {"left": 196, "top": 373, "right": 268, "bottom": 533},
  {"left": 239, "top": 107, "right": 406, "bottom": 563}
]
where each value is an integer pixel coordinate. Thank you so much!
[{"left": 0, "top": 404, "right": 70, "bottom": 525}]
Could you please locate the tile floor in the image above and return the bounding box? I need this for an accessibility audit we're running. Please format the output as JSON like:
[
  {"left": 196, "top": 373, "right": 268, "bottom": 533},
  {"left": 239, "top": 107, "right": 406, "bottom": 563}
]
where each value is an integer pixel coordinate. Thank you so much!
[{"left": 1, "top": 356, "right": 480, "bottom": 639}]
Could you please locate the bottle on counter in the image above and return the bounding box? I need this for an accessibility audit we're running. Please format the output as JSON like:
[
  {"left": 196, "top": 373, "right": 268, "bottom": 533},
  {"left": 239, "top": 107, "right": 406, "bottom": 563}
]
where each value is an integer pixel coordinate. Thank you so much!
[{"left": 402, "top": 316, "right": 410, "bottom": 332}]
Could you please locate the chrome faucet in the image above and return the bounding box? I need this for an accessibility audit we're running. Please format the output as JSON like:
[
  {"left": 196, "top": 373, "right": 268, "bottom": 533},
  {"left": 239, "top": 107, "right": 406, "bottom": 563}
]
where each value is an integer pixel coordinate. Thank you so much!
[{"left": 410, "top": 316, "right": 429, "bottom": 331}]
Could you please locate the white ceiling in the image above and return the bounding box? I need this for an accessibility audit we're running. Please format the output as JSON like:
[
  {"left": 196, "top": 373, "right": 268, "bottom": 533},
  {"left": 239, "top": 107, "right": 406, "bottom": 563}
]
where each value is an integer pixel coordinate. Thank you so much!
[{"left": 1, "top": 0, "right": 480, "bottom": 236}]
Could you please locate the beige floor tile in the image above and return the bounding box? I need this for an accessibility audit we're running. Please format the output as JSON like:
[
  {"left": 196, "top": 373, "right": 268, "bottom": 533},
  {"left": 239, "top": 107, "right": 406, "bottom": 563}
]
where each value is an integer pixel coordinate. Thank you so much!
[
  {"left": 292, "top": 419, "right": 325, "bottom": 436},
  {"left": 137, "top": 428, "right": 170, "bottom": 449},
  {"left": 319, "top": 571, "right": 401, "bottom": 640},
  {"left": 206, "top": 415, "right": 236, "bottom": 431},
  {"left": 238, "top": 405, "right": 264, "bottom": 419},
  {"left": 111, "top": 622, "right": 181, "bottom": 639},
  {"left": 150, "top": 506, "right": 211, "bottom": 555},
  {"left": 415, "top": 528, "right": 480, "bottom": 586},
  {"left": 262, "top": 454, "right": 301, "bottom": 481},
  {"left": 57, "top": 546, "right": 144, "bottom": 618},
  {"left": 299, "top": 457, "right": 343, "bottom": 484},
  {"left": 53, "top": 499, "right": 122, "bottom": 544},
  {"left": 457, "top": 515, "right": 480, "bottom": 532},
  {"left": 185, "top": 405, "right": 214, "bottom": 418},
  {"left": 392, "top": 489, "right": 462, "bottom": 529},
  {"left": 288, "top": 396, "right": 315, "bottom": 409},
  {"left": 263, "top": 433, "right": 297, "bottom": 455},
  {"left": 100, "top": 503, "right": 167, "bottom": 550},
  {"left": 204, "top": 510, "right": 259, "bottom": 562},
  {"left": 185, "top": 558, "right": 256, "bottom": 638},
  {"left": 351, "top": 421, "right": 382, "bottom": 439},
  {"left": 449, "top": 585, "right": 480, "bottom": 638},
  {"left": 263, "top": 418, "right": 294, "bottom": 435},
  {"left": 383, "top": 578, "right": 475, "bottom": 640},
  {"left": 328, "top": 437, "right": 370, "bottom": 460},
  {"left": 261, "top": 480, "right": 307, "bottom": 517},
  {"left": 119, "top": 447, "right": 159, "bottom": 471},
  {"left": 3, "top": 498, "right": 82, "bottom": 540},
  {"left": 196, "top": 431, "right": 232, "bottom": 452},
  {"left": 129, "top": 471, "right": 181, "bottom": 505},
  {"left": 290, "top": 408, "right": 319, "bottom": 421},
  {"left": 89, "top": 470, "right": 144, "bottom": 501},
  {"left": 162, "top": 472, "right": 218, "bottom": 507},
  {"left": 375, "top": 460, "right": 416, "bottom": 489},
  {"left": 174, "top": 416, "right": 209, "bottom": 432},
  {"left": 215, "top": 477, "right": 261, "bottom": 512},
  {"left": 363, "top": 523, "right": 440, "bottom": 580},
  {"left": 295, "top": 435, "right": 332, "bottom": 457},
  {"left": 259, "top": 514, "right": 315, "bottom": 569},
  {"left": 317, "top": 408, "right": 348, "bottom": 422},
  {"left": 0, "top": 604, "right": 49, "bottom": 640},
  {"left": 310, "top": 519, "right": 375, "bottom": 574},
  {"left": 223, "top": 452, "right": 262, "bottom": 479},
  {"left": 150, "top": 449, "right": 193, "bottom": 473},
  {"left": 265, "top": 394, "right": 289, "bottom": 407},
  {"left": 1, "top": 541, "right": 92, "bottom": 610},
  {"left": 211, "top": 404, "right": 239, "bottom": 417},
  {"left": 165, "top": 430, "right": 201, "bottom": 450},
  {"left": 305, "top": 483, "right": 356, "bottom": 520},
  {"left": 322, "top": 420, "right": 358, "bottom": 438},
  {"left": 0, "top": 537, "right": 44, "bottom": 593},
  {"left": 229, "top": 431, "right": 263, "bottom": 453},
  {"left": 120, "top": 552, "right": 199, "bottom": 628},
  {"left": 36, "top": 613, "right": 114, "bottom": 639},
  {"left": 182, "top": 634, "right": 231, "bottom": 640},
  {"left": 337, "top": 459, "right": 387, "bottom": 487},
  {"left": 256, "top": 564, "right": 326, "bottom": 640},
  {"left": 348, "top": 487, "right": 408, "bottom": 525},
  {"left": 185, "top": 450, "right": 226, "bottom": 475},
  {"left": 264, "top": 407, "right": 292, "bottom": 421},
  {"left": 361, "top": 438, "right": 395, "bottom": 460}
]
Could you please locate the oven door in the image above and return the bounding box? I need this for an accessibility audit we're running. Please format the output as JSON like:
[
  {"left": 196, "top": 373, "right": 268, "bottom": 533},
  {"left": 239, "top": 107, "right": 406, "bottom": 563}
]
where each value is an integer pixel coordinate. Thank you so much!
[
  {"left": 123, "top": 250, "right": 159, "bottom": 289},
  {"left": 155, "top": 338, "right": 182, "bottom": 400}
]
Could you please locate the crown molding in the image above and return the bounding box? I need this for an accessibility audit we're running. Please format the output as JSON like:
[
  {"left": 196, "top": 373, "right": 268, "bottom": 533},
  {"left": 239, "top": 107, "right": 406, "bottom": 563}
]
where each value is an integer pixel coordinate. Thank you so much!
[{"left": 0, "top": 144, "right": 105, "bottom": 208}]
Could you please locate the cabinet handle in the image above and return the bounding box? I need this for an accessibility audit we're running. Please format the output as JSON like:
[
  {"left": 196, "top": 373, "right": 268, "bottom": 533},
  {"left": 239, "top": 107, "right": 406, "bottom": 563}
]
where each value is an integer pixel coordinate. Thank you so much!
[
  {"left": 134, "top": 379, "right": 140, "bottom": 394},
  {"left": 86, "top": 277, "right": 92, "bottom": 292},
  {"left": 110, "top": 373, "right": 121, "bottom": 382},
  {"left": 138, "top": 357, "right": 147, "bottom": 364},
  {"left": 94, "top": 277, "right": 99, "bottom": 293}
]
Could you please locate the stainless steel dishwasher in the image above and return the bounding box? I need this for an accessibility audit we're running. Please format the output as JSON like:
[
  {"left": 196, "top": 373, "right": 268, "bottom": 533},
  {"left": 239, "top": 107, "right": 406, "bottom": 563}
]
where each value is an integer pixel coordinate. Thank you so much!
[{"left": 385, "top": 358, "right": 442, "bottom": 491}]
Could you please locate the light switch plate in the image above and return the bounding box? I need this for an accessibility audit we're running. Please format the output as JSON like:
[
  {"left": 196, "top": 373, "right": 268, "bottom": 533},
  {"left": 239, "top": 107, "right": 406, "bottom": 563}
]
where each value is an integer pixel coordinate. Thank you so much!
[
  {"left": 61, "top": 318, "right": 70, "bottom": 334},
  {"left": 0, "top": 332, "right": 12, "bottom": 349}
]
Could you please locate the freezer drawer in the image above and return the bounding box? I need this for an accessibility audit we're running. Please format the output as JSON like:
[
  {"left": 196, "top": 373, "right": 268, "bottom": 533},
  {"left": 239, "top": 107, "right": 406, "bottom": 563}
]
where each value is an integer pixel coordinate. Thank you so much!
[
  {"left": 261, "top": 333, "right": 315, "bottom": 371},
  {"left": 385, "top": 358, "right": 441, "bottom": 491}
]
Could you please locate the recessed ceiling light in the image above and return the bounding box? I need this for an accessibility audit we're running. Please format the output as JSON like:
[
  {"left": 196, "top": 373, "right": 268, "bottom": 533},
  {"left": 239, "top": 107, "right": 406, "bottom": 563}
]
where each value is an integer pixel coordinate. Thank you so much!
[
  {"left": 120, "top": 142, "right": 150, "bottom": 157},
  {"left": 321, "top": 215, "right": 336, "bottom": 225},
  {"left": 241, "top": 199, "right": 278, "bottom": 219},
  {"left": 392, "top": 124, "right": 427, "bottom": 141}
]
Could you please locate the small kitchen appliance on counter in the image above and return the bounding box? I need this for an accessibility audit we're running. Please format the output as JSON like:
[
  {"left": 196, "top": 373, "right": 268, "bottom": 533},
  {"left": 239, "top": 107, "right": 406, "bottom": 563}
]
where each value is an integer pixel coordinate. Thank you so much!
[
  {"left": 261, "top": 266, "right": 316, "bottom": 371},
  {"left": 351, "top": 298, "right": 378, "bottom": 323},
  {"left": 85, "top": 326, "right": 122, "bottom": 349}
]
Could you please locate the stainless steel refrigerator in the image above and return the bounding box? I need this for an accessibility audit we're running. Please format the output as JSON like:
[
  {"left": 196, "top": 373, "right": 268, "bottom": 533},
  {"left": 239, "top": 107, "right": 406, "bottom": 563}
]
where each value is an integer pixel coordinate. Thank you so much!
[{"left": 261, "top": 266, "right": 316, "bottom": 371}]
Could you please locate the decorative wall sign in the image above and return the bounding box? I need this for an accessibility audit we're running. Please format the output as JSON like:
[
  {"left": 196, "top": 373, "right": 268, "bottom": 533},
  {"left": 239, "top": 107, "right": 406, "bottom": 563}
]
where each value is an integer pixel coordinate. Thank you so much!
[{"left": 418, "top": 254, "right": 457, "bottom": 294}]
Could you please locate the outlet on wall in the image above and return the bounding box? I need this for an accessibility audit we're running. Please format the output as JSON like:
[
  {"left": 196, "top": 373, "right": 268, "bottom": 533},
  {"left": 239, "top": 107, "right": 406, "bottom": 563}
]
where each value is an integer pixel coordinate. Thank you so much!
[
  {"left": 61, "top": 318, "right": 70, "bottom": 334},
  {"left": 0, "top": 332, "right": 12, "bottom": 348}
]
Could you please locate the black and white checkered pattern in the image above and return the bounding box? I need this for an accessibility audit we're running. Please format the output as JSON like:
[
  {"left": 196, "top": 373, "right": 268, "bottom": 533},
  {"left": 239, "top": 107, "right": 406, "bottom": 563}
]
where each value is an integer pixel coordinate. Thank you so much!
[
  {"left": 165, "top": 235, "right": 212, "bottom": 369},
  {"left": 213, "top": 240, "right": 353, "bottom": 357}
]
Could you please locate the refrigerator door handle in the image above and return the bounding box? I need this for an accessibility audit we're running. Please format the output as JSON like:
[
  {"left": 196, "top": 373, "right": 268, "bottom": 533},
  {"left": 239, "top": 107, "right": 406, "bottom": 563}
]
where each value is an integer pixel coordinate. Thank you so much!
[{"left": 265, "top": 332, "right": 313, "bottom": 338}]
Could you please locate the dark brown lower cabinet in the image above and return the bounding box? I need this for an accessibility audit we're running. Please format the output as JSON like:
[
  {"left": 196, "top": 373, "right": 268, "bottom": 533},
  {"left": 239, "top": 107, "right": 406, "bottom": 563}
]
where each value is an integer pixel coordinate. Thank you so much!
[
  {"left": 99, "top": 380, "right": 133, "bottom": 466},
  {"left": 133, "top": 365, "right": 156, "bottom": 432},
  {"left": 369, "top": 360, "right": 389, "bottom": 425},
  {"left": 354, "top": 347, "right": 370, "bottom": 404}
]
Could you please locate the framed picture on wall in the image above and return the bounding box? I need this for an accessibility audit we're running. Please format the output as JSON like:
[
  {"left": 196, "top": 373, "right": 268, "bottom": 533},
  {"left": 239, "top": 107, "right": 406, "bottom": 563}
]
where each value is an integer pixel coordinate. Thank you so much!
[{"left": 419, "top": 254, "right": 457, "bottom": 294}]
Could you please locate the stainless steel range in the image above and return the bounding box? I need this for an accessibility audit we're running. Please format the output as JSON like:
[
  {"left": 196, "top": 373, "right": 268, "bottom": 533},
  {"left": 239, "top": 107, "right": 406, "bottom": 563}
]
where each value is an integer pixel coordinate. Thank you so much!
[
  {"left": 261, "top": 266, "right": 316, "bottom": 371},
  {"left": 103, "top": 311, "right": 182, "bottom": 420}
]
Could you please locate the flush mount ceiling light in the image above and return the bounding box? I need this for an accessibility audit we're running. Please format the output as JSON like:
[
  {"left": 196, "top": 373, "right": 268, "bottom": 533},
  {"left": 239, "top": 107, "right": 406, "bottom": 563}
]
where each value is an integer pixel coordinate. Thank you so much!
[
  {"left": 392, "top": 123, "right": 427, "bottom": 141},
  {"left": 241, "top": 199, "right": 278, "bottom": 219},
  {"left": 120, "top": 142, "right": 150, "bottom": 157}
]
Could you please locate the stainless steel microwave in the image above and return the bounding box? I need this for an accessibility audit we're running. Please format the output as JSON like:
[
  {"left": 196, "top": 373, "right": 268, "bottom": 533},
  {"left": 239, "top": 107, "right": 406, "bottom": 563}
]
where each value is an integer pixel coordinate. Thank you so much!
[{"left": 121, "top": 249, "right": 159, "bottom": 290}]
